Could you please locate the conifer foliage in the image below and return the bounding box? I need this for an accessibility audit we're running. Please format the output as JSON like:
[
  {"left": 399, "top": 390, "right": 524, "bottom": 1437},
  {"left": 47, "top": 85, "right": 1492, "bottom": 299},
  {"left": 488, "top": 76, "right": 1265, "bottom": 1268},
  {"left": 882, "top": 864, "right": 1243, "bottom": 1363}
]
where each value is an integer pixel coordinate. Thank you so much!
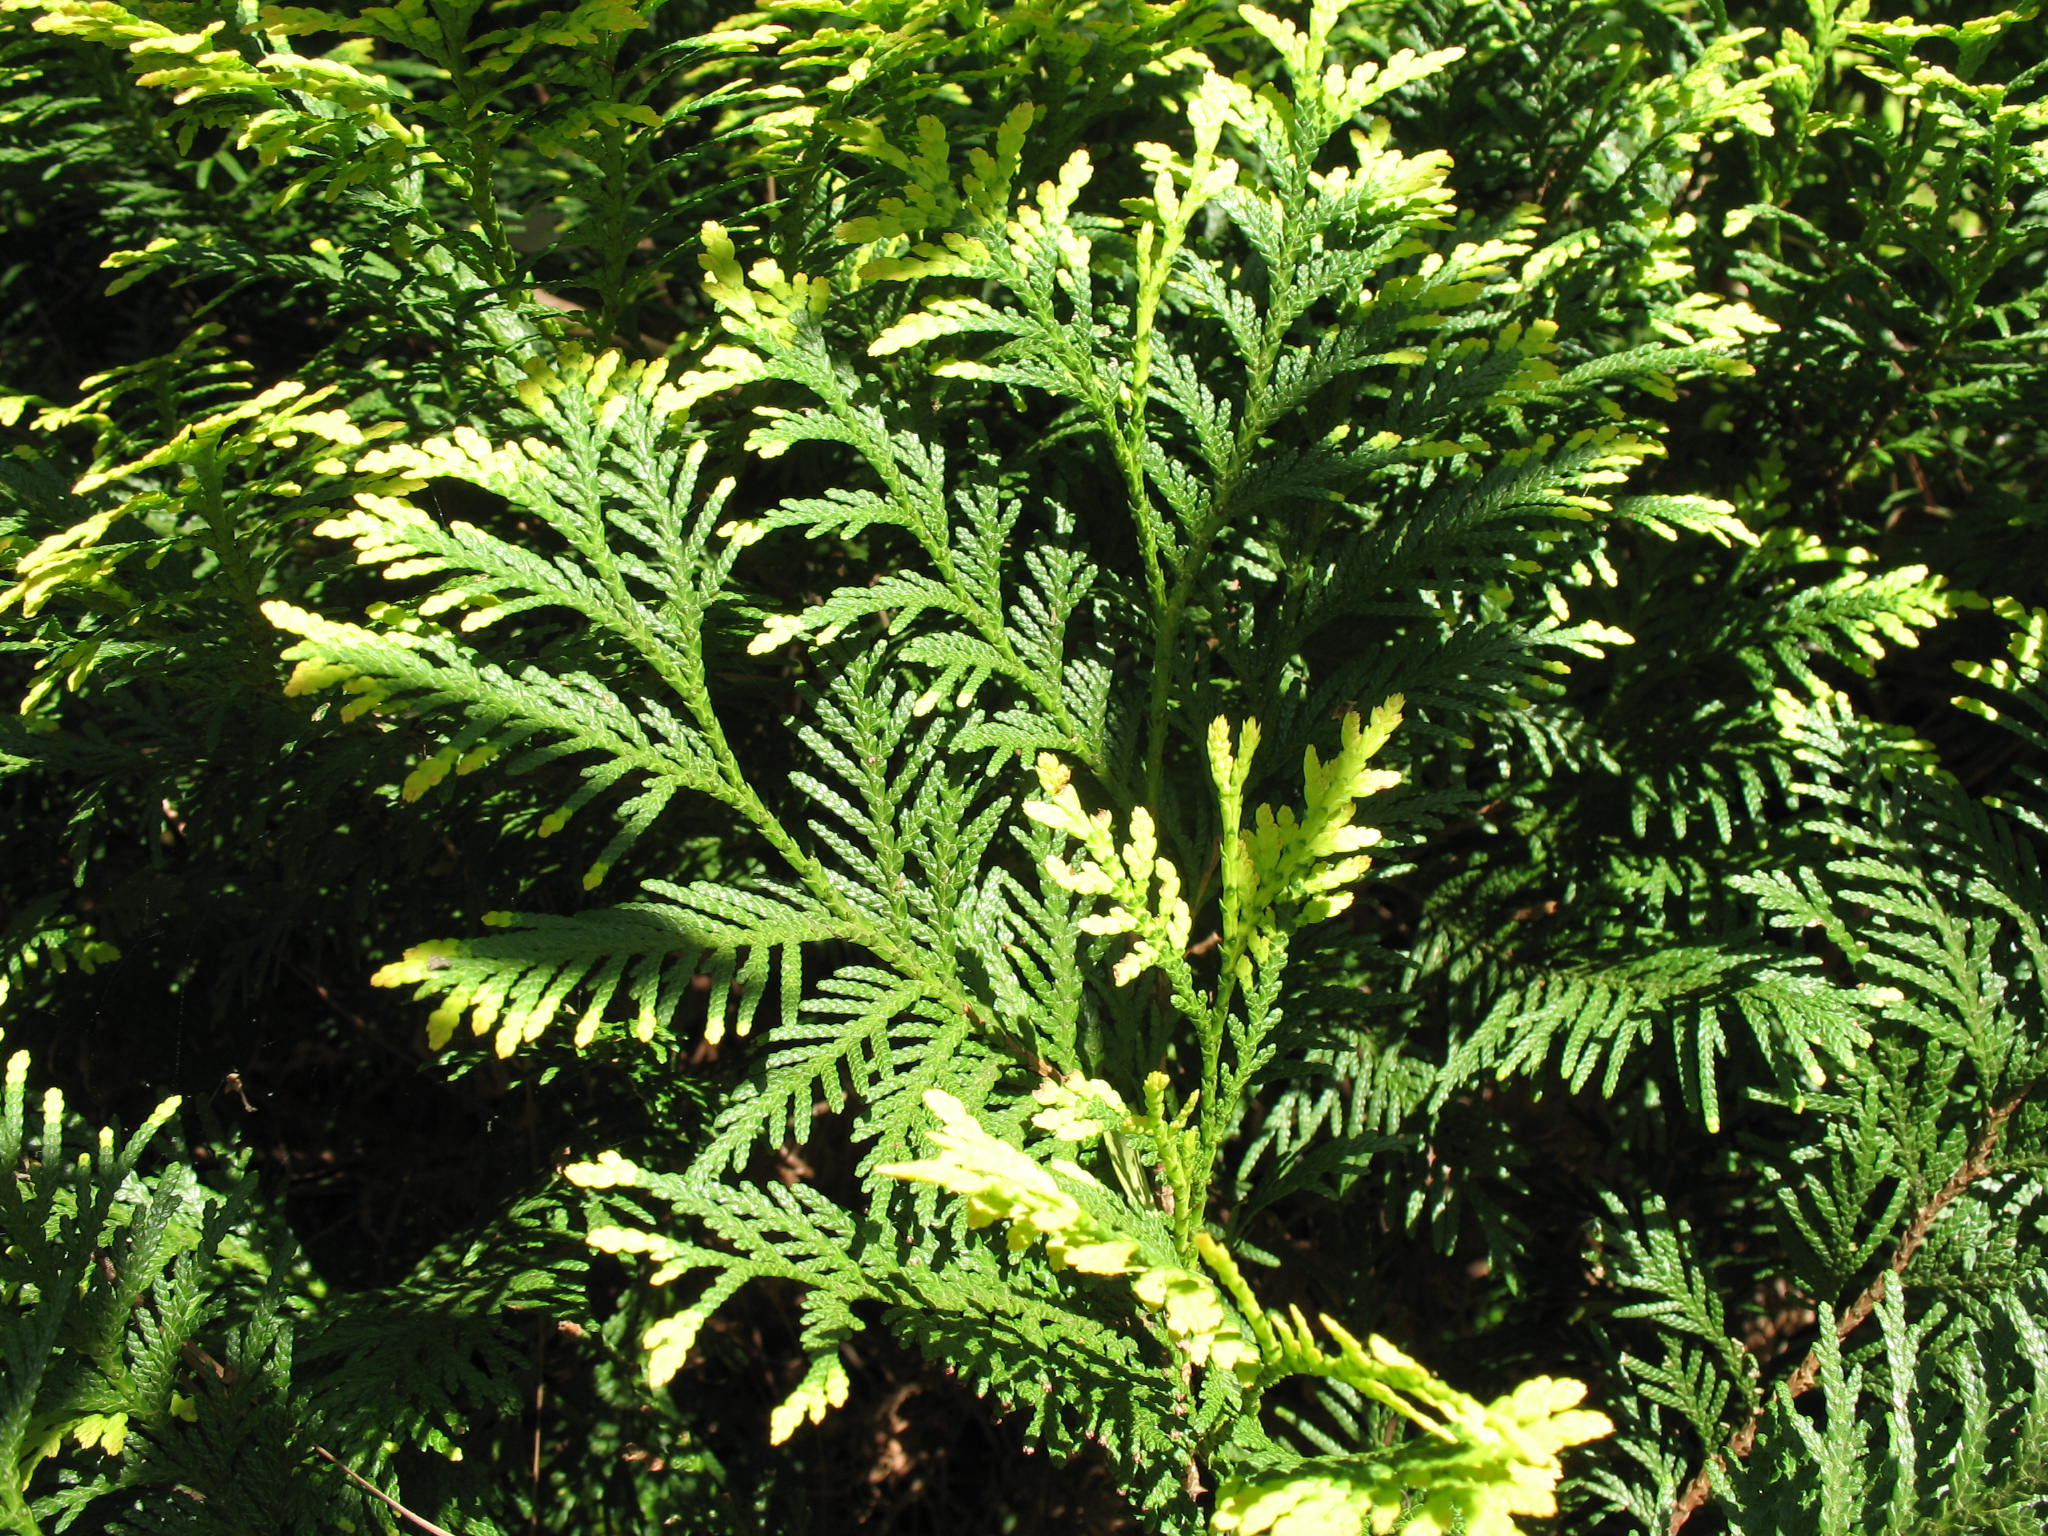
[{"left": 1, "top": 0, "right": 2045, "bottom": 1530}]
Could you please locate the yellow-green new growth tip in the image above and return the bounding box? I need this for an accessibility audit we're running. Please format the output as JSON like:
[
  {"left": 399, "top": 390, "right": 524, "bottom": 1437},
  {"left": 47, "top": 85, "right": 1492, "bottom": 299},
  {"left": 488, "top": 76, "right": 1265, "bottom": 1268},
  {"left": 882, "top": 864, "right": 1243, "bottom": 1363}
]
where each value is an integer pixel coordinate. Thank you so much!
[
  {"left": 769, "top": 1353, "right": 851, "bottom": 1445},
  {"left": 1024, "top": 757, "right": 1192, "bottom": 987},
  {"left": 1212, "top": 1319, "right": 1611, "bottom": 1536},
  {"left": 881, "top": 1091, "right": 1257, "bottom": 1376},
  {"left": 1210, "top": 699, "right": 1404, "bottom": 978},
  {"left": 877, "top": 1089, "right": 1141, "bottom": 1274},
  {"left": 1028, "top": 1074, "right": 1131, "bottom": 1143}
]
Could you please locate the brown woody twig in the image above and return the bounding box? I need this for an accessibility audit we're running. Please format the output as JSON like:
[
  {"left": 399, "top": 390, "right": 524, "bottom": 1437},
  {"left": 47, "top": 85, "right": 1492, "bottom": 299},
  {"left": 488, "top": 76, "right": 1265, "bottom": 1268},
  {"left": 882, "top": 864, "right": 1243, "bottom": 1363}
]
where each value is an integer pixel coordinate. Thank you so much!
[{"left": 314, "top": 1444, "right": 466, "bottom": 1536}]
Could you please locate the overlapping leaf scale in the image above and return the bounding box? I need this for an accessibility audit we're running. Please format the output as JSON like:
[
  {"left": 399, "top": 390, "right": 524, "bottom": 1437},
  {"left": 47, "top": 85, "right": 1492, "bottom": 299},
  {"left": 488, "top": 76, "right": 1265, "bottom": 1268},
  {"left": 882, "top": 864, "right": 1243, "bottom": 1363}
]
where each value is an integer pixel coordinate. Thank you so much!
[
  {"left": 1596, "top": 1193, "right": 1755, "bottom": 1436},
  {"left": 1771, "top": 1086, "right": 1913, "bottom": 1300},
  {"left": 1740, "top": 704, "right": 2048, "bottom": 1093},
  {"left": 367, "top": 882, "right": 831, "bottom": 1056},
  {"left": 1725, "top": 1277, "right": 2048, "bottom": 1532},
  {"left": 702, "top": 965, "right": 1002, "bottom": 1176},
  {"left": 270, "top": 610, "right": 716, "bottom": 787},
  {"left": 885, "top": 1271, "right": 1198, "bottom": 1530},
  {"left": 956, "top": 853, "right": 1088, "bottom": 1072},
  {"left": 1442, "top": 945, "right": 1879, "bottom": 1133},
  {"left": 1730, "top": 564, "right": 1954, "bottom": 699},
  {"left": 1299, "top": 434, "right": 1682, "bottom": 634},
  {"left": 656, "top": 1178, "right": 877, "bottom": 1324},
  {"left": 1231, "top": 1039, "right": 1425, "bottom": 1219}
]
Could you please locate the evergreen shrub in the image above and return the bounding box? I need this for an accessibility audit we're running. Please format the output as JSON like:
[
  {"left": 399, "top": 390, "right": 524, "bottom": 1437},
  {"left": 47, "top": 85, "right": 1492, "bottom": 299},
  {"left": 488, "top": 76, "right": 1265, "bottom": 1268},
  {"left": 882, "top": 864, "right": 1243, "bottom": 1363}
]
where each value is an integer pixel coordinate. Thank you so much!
[{"left": 2, "top": 0, "right": 2046, "bottom": 1529}]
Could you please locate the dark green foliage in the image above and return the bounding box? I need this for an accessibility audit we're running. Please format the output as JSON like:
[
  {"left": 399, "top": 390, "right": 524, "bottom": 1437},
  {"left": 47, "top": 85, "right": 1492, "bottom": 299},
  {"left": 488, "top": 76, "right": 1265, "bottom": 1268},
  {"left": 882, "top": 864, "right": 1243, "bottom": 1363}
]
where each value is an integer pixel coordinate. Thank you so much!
[{"left": 0, "top": 1035, "right": 736, "bottom": 1534}]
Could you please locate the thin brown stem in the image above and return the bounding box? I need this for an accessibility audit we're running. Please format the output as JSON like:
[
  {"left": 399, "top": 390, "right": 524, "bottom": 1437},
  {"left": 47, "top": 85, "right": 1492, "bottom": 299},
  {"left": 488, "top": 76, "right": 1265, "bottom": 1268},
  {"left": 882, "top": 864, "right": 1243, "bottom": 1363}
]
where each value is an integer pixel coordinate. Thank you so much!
[
  {"left": 314, "top": 1445, "right": 467, "bottom": 1536},
  {"left": 529, "top": 1314, "right": 547, "bottom": 1533},
  {"left": 1669, "top": 1091, "right": 2029, "bottom": 1534}
]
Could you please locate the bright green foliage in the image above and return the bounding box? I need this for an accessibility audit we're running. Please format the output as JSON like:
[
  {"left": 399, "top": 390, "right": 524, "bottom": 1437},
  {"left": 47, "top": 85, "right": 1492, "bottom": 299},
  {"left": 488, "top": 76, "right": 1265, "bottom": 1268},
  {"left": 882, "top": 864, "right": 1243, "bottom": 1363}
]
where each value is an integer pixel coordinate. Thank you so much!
[
  {"left": 5, "top": 0, "right": 2048, "bottom": 1529},
  {"left": 878, "top": 1088, "right": 1264, "bottom": 1376},
  {"left": 262, "top": 0, "right": 1727, "bottom": 1507},
  {"left": 1209, "top": 700, "right": 1405, "bottom": 977},
  {"left": 1211, "top": 1349, "right": 1608, "bottom": 1536},
  {"left": 1027, "top": 755, "right": 1197, "bottom": 990}
]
